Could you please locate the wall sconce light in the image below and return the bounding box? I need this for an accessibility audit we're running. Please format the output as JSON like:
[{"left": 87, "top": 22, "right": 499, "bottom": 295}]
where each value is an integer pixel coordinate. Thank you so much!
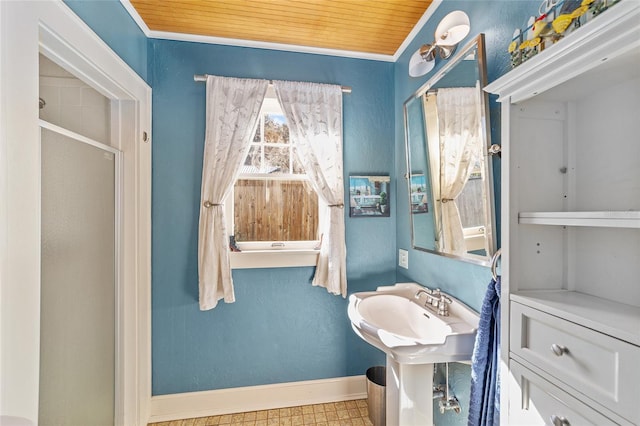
[{"left": 409, "top": 10, "right": 471, "bottom": 77}]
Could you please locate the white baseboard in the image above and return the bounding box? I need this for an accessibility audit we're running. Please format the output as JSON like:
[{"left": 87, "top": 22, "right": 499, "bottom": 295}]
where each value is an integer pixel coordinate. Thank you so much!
[{"left": 148, "top": 375, "right": 367, "bottom": 423}]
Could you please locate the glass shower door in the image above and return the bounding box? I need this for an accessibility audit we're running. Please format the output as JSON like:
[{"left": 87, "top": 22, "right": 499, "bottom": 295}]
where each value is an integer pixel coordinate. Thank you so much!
[{"left": 39, "top": 127, "right": 118, "bottom": 425}]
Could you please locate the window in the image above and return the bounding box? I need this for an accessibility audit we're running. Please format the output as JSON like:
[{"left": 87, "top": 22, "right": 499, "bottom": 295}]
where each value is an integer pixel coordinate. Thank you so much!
[
  {"left": 226, "top": 94, "right": 322, "bottom": 268},
  {"left": 457, "top": 162, "right": 486, "bottom": 252}
]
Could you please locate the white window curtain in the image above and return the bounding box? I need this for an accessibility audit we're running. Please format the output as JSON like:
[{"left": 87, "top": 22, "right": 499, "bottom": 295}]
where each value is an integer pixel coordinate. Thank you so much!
[
  {"left": 436, "top": 85, "right": 482, "bottom": 255},
  {"left": 274, "top": 81, "right": 347, "bottom": 297},
  {"left": 198, "top": 75, "right": 269, "bottom": 310}
]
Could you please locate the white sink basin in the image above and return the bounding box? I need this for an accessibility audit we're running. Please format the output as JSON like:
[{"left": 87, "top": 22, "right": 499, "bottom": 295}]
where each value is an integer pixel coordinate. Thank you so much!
[{"left": 348, "top": 282, "right": 479, "bottom": 364}]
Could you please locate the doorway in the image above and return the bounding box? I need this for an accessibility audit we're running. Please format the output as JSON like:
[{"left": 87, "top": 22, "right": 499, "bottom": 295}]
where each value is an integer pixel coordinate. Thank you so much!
[{"left": 0, "top": 2, "right": 151, "bottom": 424}]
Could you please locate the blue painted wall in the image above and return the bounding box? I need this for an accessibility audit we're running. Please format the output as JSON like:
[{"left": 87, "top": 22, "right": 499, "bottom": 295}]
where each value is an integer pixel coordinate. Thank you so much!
[
  {"left": 149, "top": 39, "right": 395, "bottom": 394},
  {"left": 63, "top": 0, "right": 148, "bottom": 82},
  {"left": 394, "top": 1, "right": 539, "bottom": 424}
]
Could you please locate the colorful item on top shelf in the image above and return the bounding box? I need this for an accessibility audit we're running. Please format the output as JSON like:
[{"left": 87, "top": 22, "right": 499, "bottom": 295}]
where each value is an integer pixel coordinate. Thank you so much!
[
  {"left": 508, "top": 0, "right": 621, "bottom": 69},
  {"left": 552, "top": 14, "right": 573, "bottom": 33}
]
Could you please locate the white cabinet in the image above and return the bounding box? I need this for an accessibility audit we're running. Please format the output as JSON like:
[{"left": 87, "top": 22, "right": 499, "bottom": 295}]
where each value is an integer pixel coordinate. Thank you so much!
[
  {"left": 509, "top": 360, "right": 625, "bottom": 426},
  {"left": 485, "top": 2, "right": 640, "bottom": 425},
  {"left": 511, "top": 302, "right": 640, "bottom": 422}
]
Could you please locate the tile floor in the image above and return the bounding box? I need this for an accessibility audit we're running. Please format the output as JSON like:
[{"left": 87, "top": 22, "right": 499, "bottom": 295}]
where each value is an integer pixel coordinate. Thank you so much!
[{"left": 148, "top": 399, "right": 374, "bottom": 426}]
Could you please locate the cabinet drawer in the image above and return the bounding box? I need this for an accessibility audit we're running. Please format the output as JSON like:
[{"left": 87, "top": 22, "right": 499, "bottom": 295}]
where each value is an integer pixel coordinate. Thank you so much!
[
  {"left": 509, "top": 360, "right": 623, "bottom": 425},
  {"left": 510, "top": 302, "right": 640, "bottom": 423}
]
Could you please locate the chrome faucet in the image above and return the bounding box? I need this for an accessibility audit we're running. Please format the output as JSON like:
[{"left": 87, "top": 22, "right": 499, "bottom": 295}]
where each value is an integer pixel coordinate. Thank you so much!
[
  {"left": 429, "top": 288, "right": 442, "bottom": 306},
  {"left": 414, "top": 288, "right": 452, "bottom": 316},
  {"left": 414, "top": 289, "right": 430, "bottom": 301},
  {"left": 436, "top": 295, "right": 453, "bottom": 316}
]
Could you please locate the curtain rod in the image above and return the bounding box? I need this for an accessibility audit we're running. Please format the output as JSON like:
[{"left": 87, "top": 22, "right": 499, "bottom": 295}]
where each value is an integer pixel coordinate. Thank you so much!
[{"left": 193, "top": 74, "right": 351, "bottom": 94}]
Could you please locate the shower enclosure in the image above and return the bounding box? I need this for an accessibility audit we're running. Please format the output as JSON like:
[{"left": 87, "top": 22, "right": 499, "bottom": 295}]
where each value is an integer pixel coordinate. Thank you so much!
[{"left": 39, "top": 55, "right": 119, "bottom": 426}]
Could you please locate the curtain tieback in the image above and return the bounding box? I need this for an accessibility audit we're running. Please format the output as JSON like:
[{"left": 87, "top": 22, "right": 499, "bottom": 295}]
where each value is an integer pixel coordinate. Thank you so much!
[
  {"left": 328, "top": 203, "right": 344, "bottom": 208},
  {"left": 203, "top": 201, "right": 222, "bottom": 208},
  {"left": 439, "top": 198, "right": 455, "bottom": 203}
]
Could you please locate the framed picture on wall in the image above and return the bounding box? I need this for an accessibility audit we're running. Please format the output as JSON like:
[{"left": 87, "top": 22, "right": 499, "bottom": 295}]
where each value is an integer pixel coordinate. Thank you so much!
[
  {"left": 410, "top": 174, "right": 429, "bottom": 214},
  {"left": 349, "top": 175, "right": 391, "bottom": 217}
]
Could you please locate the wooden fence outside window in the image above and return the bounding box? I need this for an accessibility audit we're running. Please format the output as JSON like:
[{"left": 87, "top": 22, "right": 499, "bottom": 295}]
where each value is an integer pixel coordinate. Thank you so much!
[{"left": 233, "top": 178, "right": 318, "bottom": 241}]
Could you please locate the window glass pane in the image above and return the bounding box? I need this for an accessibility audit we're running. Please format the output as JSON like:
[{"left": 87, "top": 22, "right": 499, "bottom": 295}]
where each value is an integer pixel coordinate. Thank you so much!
[
  {"left": 244, "top": 145, "right": 262, "bottom": 170},
  {"left": 458, "top": 174, "right": 484, "bottom": 228},
  {"left": 234, "top": 100, "right": 319, "bottom": 244},
  {"left": 243, "top": 145, "right": 262, "bottom": 172},
  {"left": 264, "top": 146, "right": 290, "bottom": 174},
  {"left": 264, "top": 114, "right": 289, "bottom": 144},
  {"left": 233, "top": 179, "right": 318, "bottom": 241}
]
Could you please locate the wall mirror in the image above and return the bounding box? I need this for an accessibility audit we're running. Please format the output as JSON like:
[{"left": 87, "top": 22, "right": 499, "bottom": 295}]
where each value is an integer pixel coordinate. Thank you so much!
[{"left": 404, "top": 34, "right": 497, "bottom": 266}]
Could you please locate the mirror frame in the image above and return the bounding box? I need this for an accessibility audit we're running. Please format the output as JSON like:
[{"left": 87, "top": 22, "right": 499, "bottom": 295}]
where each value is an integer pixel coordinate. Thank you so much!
[{"left": 403, "top": 33, "right": 496, "bottom": 266}]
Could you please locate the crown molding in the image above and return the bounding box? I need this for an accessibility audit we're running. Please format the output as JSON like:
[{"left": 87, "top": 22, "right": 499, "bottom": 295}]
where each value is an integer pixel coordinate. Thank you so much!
[
  {"left": 120, "top": 0, "right": 150, "bottom": 36},
  {"left": 148, "top": 29, "right": 395, "bottom": 61}
]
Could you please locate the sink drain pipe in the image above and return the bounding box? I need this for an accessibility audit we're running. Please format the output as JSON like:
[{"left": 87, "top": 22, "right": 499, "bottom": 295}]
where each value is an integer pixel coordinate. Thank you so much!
[{"left": 433, "top": 363, "right": 462, "bottom": 414}]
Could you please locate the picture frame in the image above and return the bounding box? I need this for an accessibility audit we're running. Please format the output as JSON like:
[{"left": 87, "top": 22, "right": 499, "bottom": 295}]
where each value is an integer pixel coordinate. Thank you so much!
[{"left": 349, "top": 175, "right": 391, "bottom": 217}]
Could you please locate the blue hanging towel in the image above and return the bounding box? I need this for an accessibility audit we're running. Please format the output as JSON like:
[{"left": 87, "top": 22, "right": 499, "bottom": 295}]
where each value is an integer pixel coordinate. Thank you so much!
[{"left": 468, "top": 277, "right": 501, "bottom": 426}]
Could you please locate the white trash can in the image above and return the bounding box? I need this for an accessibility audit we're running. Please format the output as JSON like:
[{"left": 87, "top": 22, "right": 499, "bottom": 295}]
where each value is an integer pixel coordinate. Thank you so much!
[{"left": 366, "top": 366, "right": 386, "bottom": 426}]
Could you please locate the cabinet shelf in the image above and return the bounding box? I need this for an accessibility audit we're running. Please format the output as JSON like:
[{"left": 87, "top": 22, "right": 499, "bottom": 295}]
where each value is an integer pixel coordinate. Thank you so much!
[
  {"left": 518, "top": 211, "right": 640, "bottom": 228},
  {"left": 511, "top": 290, "right": 640, "bottom": 347}
]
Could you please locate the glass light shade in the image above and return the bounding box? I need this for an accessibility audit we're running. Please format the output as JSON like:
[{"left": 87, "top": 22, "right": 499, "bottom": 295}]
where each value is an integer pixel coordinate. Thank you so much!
[
  {"left": 435, "top": 11, "right": 470, "bottom": 46},
  {"left": 409, "top": 47, "right": 436, "bottom": 77}
]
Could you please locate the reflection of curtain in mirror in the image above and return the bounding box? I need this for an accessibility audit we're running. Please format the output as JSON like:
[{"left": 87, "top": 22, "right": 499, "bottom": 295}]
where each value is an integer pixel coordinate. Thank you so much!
[
  {"left": 423, "top": 93, "right": 441, "bottom": 247},
  {"left": 435, "top": 84, "right": 482, "bottom": 255}
]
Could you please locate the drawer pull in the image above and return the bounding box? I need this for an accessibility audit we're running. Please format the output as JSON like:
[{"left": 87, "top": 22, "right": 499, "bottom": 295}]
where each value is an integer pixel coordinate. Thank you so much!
[
  {"left": 550, "top": 343, "right": 568, "bottom": 357},
  {"left": 550, "top": 415, "right": 570, "bottom": 426}
]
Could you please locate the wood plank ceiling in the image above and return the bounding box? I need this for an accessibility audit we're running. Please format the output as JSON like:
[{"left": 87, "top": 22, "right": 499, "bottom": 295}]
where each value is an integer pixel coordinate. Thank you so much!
[{"left": 129, "top": 0, "right": 434, "bottom": 56}]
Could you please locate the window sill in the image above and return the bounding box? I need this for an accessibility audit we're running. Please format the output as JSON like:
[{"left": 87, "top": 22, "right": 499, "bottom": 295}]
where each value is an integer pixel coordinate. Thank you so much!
[{"left": 230, "top": 249, "right": 319, "bottom": 269}]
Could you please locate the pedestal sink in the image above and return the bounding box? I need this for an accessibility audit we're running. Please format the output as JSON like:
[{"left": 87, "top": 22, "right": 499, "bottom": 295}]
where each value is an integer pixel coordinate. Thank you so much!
[{"left": 348, "top": 283, "right": 479, "bottom": 426}]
